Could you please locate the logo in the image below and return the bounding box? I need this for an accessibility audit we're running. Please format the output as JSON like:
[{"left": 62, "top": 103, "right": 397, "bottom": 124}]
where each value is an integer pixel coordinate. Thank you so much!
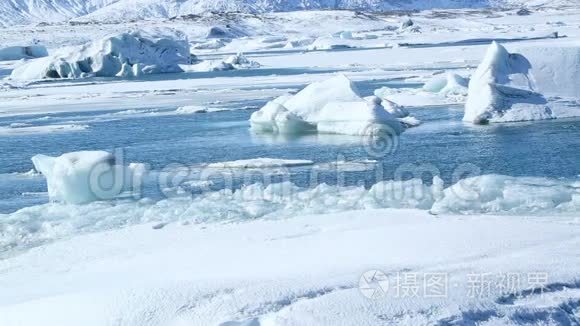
[{"left": 359, "top": 270, "right": 390, "bottom": 300}]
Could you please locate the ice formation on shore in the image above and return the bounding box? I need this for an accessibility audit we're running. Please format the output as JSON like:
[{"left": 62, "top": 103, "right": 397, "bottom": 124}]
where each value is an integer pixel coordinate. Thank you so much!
[
  {"left": 250, "top": 75, "right": 414, "bottom": 135},
  {"left": 463, "top": 42, "right": 580, "bottom": 124},
  {"left": 10, "top": 28, "right": 192, "bottom": 80},
  {"left": 0, "top": 45, "right": 48, "bottom": 61},
  {"left": 2, "top": 173, "right": 579, "bottom": 253},
  {"left": 31, "top": 151, "right": 145, "bottom": 204}
]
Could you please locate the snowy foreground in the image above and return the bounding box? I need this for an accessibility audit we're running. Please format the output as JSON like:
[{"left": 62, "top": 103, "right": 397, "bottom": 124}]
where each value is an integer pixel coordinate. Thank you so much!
[
  {"left": 1, "top": 209, "right": 579, "bottom": 325},
  {"left": 1, "top": 4, "right": 580, "bottom": 326}
]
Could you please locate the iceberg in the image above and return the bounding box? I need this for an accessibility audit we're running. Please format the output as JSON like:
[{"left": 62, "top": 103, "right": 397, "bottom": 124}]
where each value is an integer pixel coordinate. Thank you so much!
[
  {"left": 464, "top": 42, "right": 580, "bottom": 124},
  {"left": 250, "top": 75, "right": 410, "bottom": 136},
  {"left": 10, "top": 28, "right": 192, "bottom": 80},
  {"left": 31, "top": 151, "right": 145, "bottom": 204}
]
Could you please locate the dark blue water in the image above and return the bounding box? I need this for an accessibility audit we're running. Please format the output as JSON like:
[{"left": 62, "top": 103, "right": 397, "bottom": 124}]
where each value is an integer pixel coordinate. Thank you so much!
[{"left": 0, "top": 102, "right": 578, "bottom": 214}]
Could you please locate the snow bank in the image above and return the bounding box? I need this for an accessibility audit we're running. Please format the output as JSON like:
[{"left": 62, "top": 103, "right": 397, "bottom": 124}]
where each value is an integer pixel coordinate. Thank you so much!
[
  {"left": 31, "top": 151, "right": 145, "bottom": 204},
  {"left": 250, "top": 75, "right": 411, "bottom": 135},
  {"left": 10, "top": 28, "right": 191, "bottom": 80},
  {"left": 464, "top": 42, "right": 580, "bottom": 124},
  {"left": 0, "top": 45, "right": 48, "bottom": 61},
  {"left": 2, "top": 205, "right": 579, "bottom": 326},
  {"left": 375, "top": 74, "right": 468, "bottom": 107}
]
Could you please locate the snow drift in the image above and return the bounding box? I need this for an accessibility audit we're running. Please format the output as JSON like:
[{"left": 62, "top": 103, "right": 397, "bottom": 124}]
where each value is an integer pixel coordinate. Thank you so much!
[
  {"left": 250, "top": 75, "right": 413, "bottom": 136},
  {"left": 464, "top": 42, "right": 580, "bottom": 124},
  {"left": 31, "top": 151, "right": 145, "bottom": 204},
  {"left": 0, "top": 45, "right": 48, "bottom": 61},
  {"left": 10, "top": 28, "right": 192, "bottom": 80}
]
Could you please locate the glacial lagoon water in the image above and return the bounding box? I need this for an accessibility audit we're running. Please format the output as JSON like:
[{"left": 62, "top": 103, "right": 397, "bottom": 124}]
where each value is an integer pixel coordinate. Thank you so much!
[{"left": 0, "top": 102, "right": 578, "bottom": 214}]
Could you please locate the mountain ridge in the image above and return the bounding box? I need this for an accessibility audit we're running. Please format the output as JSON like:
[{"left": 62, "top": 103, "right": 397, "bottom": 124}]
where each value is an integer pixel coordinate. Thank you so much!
[{"left": 0, "top": 0, "right": 574, "bottom": 27}]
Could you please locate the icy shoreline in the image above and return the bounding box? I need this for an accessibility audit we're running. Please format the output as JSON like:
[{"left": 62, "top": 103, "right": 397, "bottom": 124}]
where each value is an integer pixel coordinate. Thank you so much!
[{"left": 1, "top": 173, "right": 578, "bottom": 257}]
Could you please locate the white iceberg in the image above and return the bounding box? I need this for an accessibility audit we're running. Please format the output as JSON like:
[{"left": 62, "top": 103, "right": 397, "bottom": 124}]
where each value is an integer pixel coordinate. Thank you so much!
[
  {"left": 0, "top": 45, "right": 48, "bottom": 61},
  {"left": 10, "top": 28, "right": 192, "bottom": 80},
  {"left": 250, "top": 75, "right": 411, "bottom": 136},
  {"left": 463, "top": 41, "right": 580, "bottom": 124},
  {"left": 31, "top": 151, "right": 145, "bottom": 204}
]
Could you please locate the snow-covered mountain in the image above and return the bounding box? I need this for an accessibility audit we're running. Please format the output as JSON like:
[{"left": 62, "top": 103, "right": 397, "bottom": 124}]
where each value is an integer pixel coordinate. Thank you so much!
[
  {"left": 0, "top": 0, "right": 575, "bottom": 27},
  {"left": 0, "top": 0, "right": 118, "bottom": 27}
]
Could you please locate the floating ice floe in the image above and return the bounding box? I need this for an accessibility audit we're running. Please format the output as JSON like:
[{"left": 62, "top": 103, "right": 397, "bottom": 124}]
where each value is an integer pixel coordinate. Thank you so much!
[
  {"left": 251, "top": 75, "right": 416, "bottom": 136},
  {"left": 175, "top": 106, "right": 210, "bottom": 114},
  {"left": 314, "top": 159, "right": 377, "bottom": 172},
  {"left": 206, "top": 158, "right": 314, "bottom": 169},
  {"left": 10, "top": 28, "right": 192, "bottom": 80},
  {"left": 0, "top": 45, "right": 48, "bottom": 61},
  {"left": 0, "top": 124, "right": 88, "bottom": 135},
  {"left": 464, "top": 41, "right": 580, "bottom": 124},
  {"left": 31, "top": 151, "right": 146, "bottom": 204}
]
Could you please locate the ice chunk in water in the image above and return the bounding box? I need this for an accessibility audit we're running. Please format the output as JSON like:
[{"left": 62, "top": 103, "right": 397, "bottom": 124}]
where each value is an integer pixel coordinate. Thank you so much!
[
  {"left": 250, "top": 75, "right": 417, "bottom": 135},
  {"left": 31, "top": 151, "right": 143, "bottom": 204}
]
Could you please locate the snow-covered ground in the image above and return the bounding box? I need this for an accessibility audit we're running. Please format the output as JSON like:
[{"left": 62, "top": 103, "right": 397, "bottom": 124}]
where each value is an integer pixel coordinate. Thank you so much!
[
  {"left": 0, "top": 3, "right": 579, "bottom": 326},
  {"left": 1, "top": 209, "right": 579, "bottom": 325}
]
